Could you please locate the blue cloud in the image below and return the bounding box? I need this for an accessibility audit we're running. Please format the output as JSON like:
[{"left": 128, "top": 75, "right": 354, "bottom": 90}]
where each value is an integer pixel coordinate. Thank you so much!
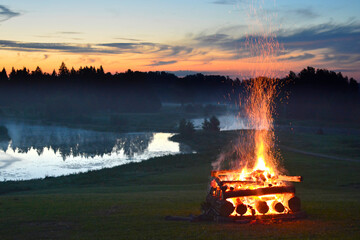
[
  {"left": 146, "top": 60, "right": 177, "bottom": 66},
  {"left": 0, "top": 5, "right": 20, "bottom": 22},
  {"left": 0, "top": 39, "right": 193, "bottom": 57},
  {"left": 293, "top": 8, "right": 319, "bottom": 19},
  {"left": 192, "top": 22, "right": 360, "bottom": 63}
]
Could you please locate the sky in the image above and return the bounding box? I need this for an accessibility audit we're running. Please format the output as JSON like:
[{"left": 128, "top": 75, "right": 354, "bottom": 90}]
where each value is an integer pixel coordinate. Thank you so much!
[{"left": 0, "top": 0, "right": 359, "bottom": 79}]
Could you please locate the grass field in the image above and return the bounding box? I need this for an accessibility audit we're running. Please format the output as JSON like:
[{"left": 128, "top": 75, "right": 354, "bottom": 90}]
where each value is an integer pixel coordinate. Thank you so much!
[{"left": 0, "top": 130, "right": 359, "bottom": 239}]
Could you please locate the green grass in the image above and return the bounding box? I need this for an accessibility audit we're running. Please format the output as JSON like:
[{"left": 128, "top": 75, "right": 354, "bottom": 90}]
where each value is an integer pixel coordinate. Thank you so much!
[
  {"left": 277, "top": 131, "right": 360, "bottom": 159},
  {"left": 0, "top": 130, "right": 359, "bottom": 239},
  {"left": 275, "top": 117, "right": 360, "bottom": 129}
]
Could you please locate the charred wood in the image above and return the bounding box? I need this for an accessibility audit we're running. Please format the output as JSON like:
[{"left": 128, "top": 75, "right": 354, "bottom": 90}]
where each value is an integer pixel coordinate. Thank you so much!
[
  {"left": 288, "top": 196, "right": 301, "bottom": 212},
  {"left": 235, "top": 203, "right": 248, "bottom": 215},
  {"left": 223, "top": 186, "right": 295, "bottom": 199},
  {"left": 255, "top": 200, "right": 269, "bottom": 214},
  {"left": 211, "top": 170, "right": 302, "bottom": 182},
  {"left": 271, "top": 201, "right": 285, "bottom": 213},
  {"left": 206, "top": 194, "right": 235, "bottom": 217}
]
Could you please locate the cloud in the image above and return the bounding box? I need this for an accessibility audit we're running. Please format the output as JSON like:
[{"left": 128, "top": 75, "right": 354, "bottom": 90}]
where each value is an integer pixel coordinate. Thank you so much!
[
  {"left": 191, "top": 21, "right": 360, "bottom": 63},
  {"left": 100, "top": 42, "right": 193, "bottom": 57},
  {"left": 0, "top": 39, "right": 194, "bottom": 57},
  {"left": 58, "top": 31, "right": 83, "bottom": 35},
  {"left": 194, "top": 34, "right": 229, "bottom": 44},
  {"left": 0, "top": 5, "right": 20, "bottom": 22},
  {"left": 146, "top": 60, "right": 177, "bottom": 66},
  {"left": 99, "top": 42, "right": 143, "bottom": 50},
  {"left": 322, "top": 53, "right": 360, "bottom": 64},
  {"left": 0, "top": 40, "right": 110, "bottom": 53},
  {"left": 293, "top": 8, "right": 319, "bottom": 19},
  {"left": 279, "top": 53, "right": 315, "bottom": 61},
  {"left": 278, "top": 22, "right": 360, "bottom": 64},
  {"left": 210, "top": 0, "right": 243, "bottom": 5},
  {"left": 114, "top": 37, "right": 142, "bottom": 42}
]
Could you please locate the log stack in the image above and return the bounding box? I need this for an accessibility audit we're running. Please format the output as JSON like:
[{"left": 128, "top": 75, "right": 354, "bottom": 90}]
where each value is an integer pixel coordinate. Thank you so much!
[{"left": 202, "top": 170, "right": 304, "bottom": 221}]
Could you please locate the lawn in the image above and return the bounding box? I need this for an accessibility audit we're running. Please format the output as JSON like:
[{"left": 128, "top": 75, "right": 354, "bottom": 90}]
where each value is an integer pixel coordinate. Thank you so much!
[{"left": 0, "top": 130, "right": 359, "bottom": 239}]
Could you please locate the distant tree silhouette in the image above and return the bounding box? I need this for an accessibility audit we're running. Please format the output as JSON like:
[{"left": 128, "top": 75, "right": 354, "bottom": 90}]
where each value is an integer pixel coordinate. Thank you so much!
[
  {"left": 0, "top": 63, "right": 358, "bottom": 124},
  {"left": 0, "top": 68, "right": 8, "bottom": 81},
  {"left": 279, "top": 66, "right": 360, "bottom": 122},
  {"left": 178, "top": 119, "right": 195, "bottom": 137},
  {"left": 0, "top": 125, "right": 10, "bottom": 141},
  {"left": 51, "top": 69, "right": 57, "bottom": 77},
  {"left": 202, "top": 116, "right": 220, "bottom": 132},
  {"left": 58, "top": 62, "right": 69, "bottom": 78}
]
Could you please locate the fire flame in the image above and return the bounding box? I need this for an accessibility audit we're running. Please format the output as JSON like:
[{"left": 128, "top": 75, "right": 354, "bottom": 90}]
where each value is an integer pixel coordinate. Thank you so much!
[{"left": 207, "top": 1, "right": 301, "bottom": 218}]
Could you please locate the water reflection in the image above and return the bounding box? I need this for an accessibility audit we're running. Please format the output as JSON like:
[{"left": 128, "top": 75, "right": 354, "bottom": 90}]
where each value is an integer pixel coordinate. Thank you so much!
[{"left": 0, "top": 121, "right": 192, "bottom": 181}]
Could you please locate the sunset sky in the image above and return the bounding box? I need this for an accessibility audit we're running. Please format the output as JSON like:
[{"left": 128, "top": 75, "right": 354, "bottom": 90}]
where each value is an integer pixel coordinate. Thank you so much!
[{"left": 0, "top": 0, "right": 359, "bottom": 79}]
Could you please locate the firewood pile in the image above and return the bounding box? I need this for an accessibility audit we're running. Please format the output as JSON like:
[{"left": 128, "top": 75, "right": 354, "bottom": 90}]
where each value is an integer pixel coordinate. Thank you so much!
[{"left": 200, "top": 170, "right": 306, "bottom": 222}]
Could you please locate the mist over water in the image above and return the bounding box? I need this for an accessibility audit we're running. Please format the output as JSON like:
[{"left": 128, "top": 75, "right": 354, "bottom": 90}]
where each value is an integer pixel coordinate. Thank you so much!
[
  {"left": 192, "top": 115, "right": 251, "bottom": 131},
  {"left": 0, "top": 120, "right": 192, "bottom": 181}
]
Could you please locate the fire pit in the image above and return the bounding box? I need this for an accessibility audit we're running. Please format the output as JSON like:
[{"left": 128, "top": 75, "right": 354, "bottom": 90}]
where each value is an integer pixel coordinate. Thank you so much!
[{"left": 200, "top": 168, "right": 305, "bottom": 223}]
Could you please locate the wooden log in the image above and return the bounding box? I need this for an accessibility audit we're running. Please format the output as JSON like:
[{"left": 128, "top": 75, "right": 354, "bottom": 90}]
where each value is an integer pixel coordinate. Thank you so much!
[
  {"left": 219, "top": 180, "right": 258, "bottom": 185},
  {"left": 255, "top": 200, "right": 269, "bottom": 214},
  {"left": 211, "top": 170, "right": 302, "bottom": 182},
  {"left": 288, "top": 196, "right": 301, "bottom": 212},
  {"left": 211, "top": 170, "right": 239, "bottom": 177},
  {"left": 235, "top": 203, "right": 248, "bottom": 215},
  {"left": 277, "top": 176, "right": 303, "bottom": 182},
  {"left": 223, "top": 185, "right": 295, "bottom": 199},
  {"left": 214, "top": 177, "right": 223, "bottom": 187},
  {"left": 206, "top": 194, "right": 235, "bottom": 217},
  {"left": 271, "top": 201, "right": 285, "bottom": 213}
]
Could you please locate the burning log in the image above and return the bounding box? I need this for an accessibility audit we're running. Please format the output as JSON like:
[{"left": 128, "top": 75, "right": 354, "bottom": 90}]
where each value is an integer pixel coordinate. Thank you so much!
[
  {"left": 203, "top": 162, "right": 303, "bottom": 220},
  {"left": 206, "top": 194, "right": 235, "bottom": 217},
  {"left": 215, "top": 178, "right": 258, "bottom": 186},
  {"left": 211, "top": 170, "right": 303, "bottom": 183},
  {"left": 287, "top": 196, "right": 301, "bottom": 212},
  {"left": 255, "top": 200, "right": 269, "bottom": 214},
  {"left": 271, "top": 201, "right": 285, "bottom": 213},
  {"left": 235, "top": 203, "right": 248, "bottom": 216},
  {"left": 277, "top": 175, "right": 303, "bottom": 182},
  {"left": 223, "top": 185, "right": 295, "bottom": 199}
]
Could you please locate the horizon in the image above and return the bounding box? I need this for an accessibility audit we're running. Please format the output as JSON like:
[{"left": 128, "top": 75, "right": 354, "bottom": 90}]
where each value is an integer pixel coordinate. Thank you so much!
[
  {"left": 1, "top": 63, "right": 358, "bottom": 82},
  {"left": 0, "top": 0, "right": 359, "bottom": 80}
]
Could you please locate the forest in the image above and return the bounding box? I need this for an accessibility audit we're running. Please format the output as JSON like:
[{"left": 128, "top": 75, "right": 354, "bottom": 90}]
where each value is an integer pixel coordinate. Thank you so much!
[{"left": 0, "top": 63, "right": 358, "bottom": 123}]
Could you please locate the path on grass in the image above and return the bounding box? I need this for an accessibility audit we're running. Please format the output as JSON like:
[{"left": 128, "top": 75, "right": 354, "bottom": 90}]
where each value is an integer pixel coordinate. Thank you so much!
[{"left": 280, "top": 145, "right": 360, "bottom": 163}]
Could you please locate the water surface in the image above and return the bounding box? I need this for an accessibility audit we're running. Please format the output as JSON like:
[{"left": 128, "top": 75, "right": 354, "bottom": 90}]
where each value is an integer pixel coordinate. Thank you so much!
[{"left": 0, "top": 120, "right": 192, "bottom": 181}]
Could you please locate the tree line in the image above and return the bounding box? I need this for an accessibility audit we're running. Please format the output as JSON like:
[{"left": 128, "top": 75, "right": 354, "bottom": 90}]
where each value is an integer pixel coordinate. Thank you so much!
[
  {"left": 0, "top": 63, "right": 359, "bottom": 123},
  {"left": 279, "top": 67, "right": 359, "bottom": 122}
]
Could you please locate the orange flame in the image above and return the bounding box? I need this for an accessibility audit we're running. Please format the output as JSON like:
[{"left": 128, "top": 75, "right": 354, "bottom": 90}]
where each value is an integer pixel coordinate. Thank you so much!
[{"left": 209, "top": 1, "right": 297, "bottom": 217}]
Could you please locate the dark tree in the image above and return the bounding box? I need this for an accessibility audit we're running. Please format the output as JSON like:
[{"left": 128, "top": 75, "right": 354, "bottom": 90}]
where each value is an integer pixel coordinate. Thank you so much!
[
  {"left": 0, "top": 125, "right": 10, "bottom": 141},
  {"left": 58, "top": 62, "right": 69, "bottom": 78},
  {"left": 278, "top": 66, "right": 360, "bottom": 122},
  {"left": 202, "top": 116, "right": 220, "bottom": 132},
  {"left": 0, "top": 68, "right": 8, "bottom": 81},
  {"left": 178, "top": 119, "right": 195, "bottom": 137}
]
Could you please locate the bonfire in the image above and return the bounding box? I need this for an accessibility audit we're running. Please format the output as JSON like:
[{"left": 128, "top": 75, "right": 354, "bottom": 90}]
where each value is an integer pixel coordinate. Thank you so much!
[{"left": 202, "top": 76, "right": 305, "bottom": 222}]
